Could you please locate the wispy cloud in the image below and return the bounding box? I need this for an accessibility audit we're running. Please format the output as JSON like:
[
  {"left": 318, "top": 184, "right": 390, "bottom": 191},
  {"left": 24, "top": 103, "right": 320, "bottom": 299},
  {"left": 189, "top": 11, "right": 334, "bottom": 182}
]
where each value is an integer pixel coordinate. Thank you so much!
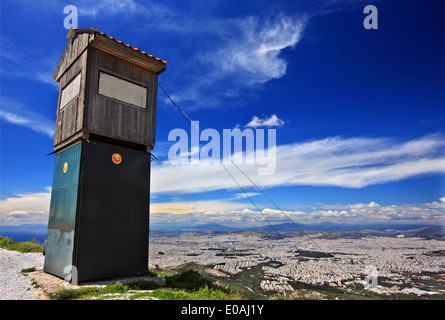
[
  {"left": 233, "top": 192, "right": 261, "bottom": 199},
  {"left": 164, "top": 14, "right": 307, "bottom": 109},
  {"left": 151, "top": 134, "right": 445, "bottom": 193},
  {"left": 77, "top": 0, "right": 148, "bottom": 17},
  {"left": 212, "top": 15, "right": 306, "bottom": 85},
  {"left": 246, "top": 114, "right": 285, "bottom": 128},
  {"left": 4, "top": 2, "right": 306, "bottom": 109},
  {"left": 33, "top": 71, "right": 59, "bottom": 89},
  {"left": 151, "top": 199, "right": 249, "bottom": 216},
  {"left": 0, "top": 99, "right": 54, "bottom": 138},
  {"left": 0, "top": 36, "right": 59, "bottom": 89}
]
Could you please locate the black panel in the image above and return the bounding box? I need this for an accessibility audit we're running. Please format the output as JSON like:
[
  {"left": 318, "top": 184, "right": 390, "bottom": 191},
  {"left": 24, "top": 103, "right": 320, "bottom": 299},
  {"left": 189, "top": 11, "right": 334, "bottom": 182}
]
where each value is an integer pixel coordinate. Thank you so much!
[{"left": 74, "top": 140, "right": 151, "bottom": 282}]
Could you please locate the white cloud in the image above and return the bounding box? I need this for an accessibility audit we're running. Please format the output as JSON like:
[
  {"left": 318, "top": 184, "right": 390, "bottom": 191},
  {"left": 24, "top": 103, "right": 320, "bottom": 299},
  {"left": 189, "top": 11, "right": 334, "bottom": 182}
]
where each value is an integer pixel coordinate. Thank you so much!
[
  {"left": 315, "top": 200, "right": 445, "bottom": 225},
  {"left": 151, "top": 199, "right": 248, "bottom": 216},
  {"left": 2, "top": 188, "right": 443, "bottom": 227},
  {"left": 150, "top": 198, "right": 445, "bottom": 228},
  {"left": 12, "top": 4, "right": 306, "bottom": 110},
  {"left": 214, "top": 15, "right": 306, "bottom": 85},
  {"left": 246, "top": 114, "right": 285, "bottom": 128},
  {"left": 167, "top": 14, "right": 307, "bottom": 109},
  {"left": 233, "top": 192, "right": 261, "bottom": 199},
  {"left": 152, "top": 134, "right": 445, "bottom": 193},
  {"left": 0, "top": 99, "right": 54, "bottom": 138},
  {"left": 34, "top": 71, "right": 59, "bottom": 89},
  {"left": 0, "top": 188, "right": 51, "bottom": 226}
]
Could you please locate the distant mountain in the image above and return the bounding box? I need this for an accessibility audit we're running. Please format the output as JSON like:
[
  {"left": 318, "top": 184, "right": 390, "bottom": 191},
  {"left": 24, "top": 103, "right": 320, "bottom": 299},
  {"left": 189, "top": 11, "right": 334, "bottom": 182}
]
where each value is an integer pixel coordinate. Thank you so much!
[
  {"left": 254, "top": 222, "right": 444, "bottom": 233},
  {"left": 150, "top": 221, "right": 444, "bottom": 239},
  {"left": 3, "top": 222, "right": 442, "bottom": 242},
  {"left": 150, "top": 223, "right": 241, "bottom": 233}
]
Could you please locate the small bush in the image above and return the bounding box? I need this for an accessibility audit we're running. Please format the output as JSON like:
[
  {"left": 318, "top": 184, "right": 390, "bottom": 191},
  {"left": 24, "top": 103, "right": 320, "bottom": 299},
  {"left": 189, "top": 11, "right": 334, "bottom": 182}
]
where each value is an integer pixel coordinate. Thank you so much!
[
  {"left": 52, "top": 287, "right": 98, "bottom": 300},
  {"left": 21, "top": 267, "right": 37, "bottom": 273},
  {"left": 189, "top": 286, "right": 242, "bottom": 300},
  {"left": 52, "top": 289, "right": 82, "bottom": 300},
  {"left": 148, "top": 269, "right": 169, "bottom": 277},
  {"left": 0, "top": 236, "right": 42, "bottom": 253},
  {"left": 101, "top": 282, "right": 128, "bottom": 294},
  {"left": 166, "top": 270, "right": 216, "bottom": 291},
  {"left": 149, "top": 286, "right": 242, "bottom": 300},
  {"left": 51, "top": 270, "right": 241, "bottom": 300},
  {"left": 150, "top": 289, "right": 190, "bottom": 300},
  {"left": 127, "top": 280, "right": 160, "bottom": 290},
  {"left": 0, "top": 236, "right": 13, "bottom": 247}
]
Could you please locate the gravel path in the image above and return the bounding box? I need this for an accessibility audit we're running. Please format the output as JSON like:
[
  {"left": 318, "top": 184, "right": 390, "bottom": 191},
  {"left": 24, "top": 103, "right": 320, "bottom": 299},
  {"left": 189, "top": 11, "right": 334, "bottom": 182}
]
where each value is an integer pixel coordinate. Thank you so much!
[{"left": 0, "top": 248, "right": 44, "bottom": 300}]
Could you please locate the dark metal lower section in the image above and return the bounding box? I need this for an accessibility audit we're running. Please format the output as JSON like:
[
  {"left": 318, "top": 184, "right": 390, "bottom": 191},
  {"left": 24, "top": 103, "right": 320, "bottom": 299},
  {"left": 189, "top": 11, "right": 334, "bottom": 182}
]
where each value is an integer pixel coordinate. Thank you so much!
[
  {"left": 44, "top": 140, "right": 151, "bottom": 284},
  {"left": 44, "top": 142, "right": 82, "bottom": 281}
]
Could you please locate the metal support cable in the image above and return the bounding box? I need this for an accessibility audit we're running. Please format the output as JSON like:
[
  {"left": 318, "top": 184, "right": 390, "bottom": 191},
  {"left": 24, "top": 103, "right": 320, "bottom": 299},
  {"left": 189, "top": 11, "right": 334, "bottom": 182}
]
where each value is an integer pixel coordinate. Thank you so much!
[{"left": 158, "top": 82, "right": 351, "bottom": 280}]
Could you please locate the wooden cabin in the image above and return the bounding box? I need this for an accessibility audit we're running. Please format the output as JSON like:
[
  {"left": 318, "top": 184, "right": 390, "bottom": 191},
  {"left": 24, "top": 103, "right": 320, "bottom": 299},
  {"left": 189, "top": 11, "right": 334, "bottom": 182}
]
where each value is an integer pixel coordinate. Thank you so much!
[{"left": 53, "top": 28, "right": 167, "bottom": 152}]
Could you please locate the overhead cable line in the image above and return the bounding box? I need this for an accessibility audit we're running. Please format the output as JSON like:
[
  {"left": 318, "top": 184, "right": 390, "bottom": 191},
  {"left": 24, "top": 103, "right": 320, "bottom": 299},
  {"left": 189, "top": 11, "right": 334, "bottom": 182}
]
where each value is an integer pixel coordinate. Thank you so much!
[
  {"left": 158, "top": 82, "right": 350, "bottom": 280},
  {"left": 158, "top": 82, "right": 325, "bottom": 281}
]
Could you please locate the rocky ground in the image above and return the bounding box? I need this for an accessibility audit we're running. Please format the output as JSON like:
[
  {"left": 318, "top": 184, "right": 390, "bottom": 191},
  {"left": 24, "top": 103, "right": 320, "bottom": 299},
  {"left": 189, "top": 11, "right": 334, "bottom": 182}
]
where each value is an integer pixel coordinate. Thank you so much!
[
  {"left": 0, "top": 248, "right": 45, "bottom": 300},
  {"left": 0, "top": 248, "right": 166, "bottom": 300}
]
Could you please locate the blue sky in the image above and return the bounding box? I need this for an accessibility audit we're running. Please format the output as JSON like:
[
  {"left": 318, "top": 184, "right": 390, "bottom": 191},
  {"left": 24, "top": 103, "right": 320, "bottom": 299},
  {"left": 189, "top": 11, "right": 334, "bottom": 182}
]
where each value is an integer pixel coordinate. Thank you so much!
[{"left": 1, "top": 0, "right": 444, "bottom": 228}]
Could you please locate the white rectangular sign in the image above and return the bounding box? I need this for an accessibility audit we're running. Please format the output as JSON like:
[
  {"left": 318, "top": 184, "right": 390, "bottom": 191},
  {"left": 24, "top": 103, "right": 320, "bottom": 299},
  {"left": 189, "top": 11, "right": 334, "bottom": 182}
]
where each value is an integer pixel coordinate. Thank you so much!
[
  {"left": 60, "top": 73, "right": 81, "bottom": 109},
  {"left": 98, "top": 72, "right": 147, "bottom": 109}
]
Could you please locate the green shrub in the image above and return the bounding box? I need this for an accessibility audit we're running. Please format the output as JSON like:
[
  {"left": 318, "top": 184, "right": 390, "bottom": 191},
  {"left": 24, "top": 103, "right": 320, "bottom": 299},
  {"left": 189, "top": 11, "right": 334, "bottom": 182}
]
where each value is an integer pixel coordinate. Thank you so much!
[
  {"left": 21, "top": 267, "right": 37, "bottom": 273},
  {"left": 150, "top": 289, "right": 190, "bottom": 300},
  {"left": 166, "top": 270, "right": 216, "bottom": 291},
  {"left": 52, "top": 289, "right": 82, "bottom": 300},
  {"left": 148, "top": 269, "right": 169, "bottom": 277},
  {"left": 127, "top": 280, "right": 160, "bottom": 290},
  {"left": 0, "top": 236, "right": 13, "bottom": 247},
  {"left": 52, "top": 287, "right": 95, "bottom": 300},
  {"left": 189, "top": 286, "right": 242, "bottom": 300},
  {"left": 101, "top": 282, "right": 128, "bottom": 294},
  {"left": 0, "top": 236, "right": 42, "bottom": 253},
  {"left": 149, "top": 286, "right": 241, "bottom": 300},
  {"left": 51, "top": 270, "right": 241, "bottom": 300}
]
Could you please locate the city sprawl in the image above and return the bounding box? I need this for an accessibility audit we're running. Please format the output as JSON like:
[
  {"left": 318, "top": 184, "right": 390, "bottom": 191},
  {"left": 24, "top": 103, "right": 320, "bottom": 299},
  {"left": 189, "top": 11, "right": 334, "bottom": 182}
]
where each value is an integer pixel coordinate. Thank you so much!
[{"left": 148, "top": 233, "right": 445, "bottom": 297}]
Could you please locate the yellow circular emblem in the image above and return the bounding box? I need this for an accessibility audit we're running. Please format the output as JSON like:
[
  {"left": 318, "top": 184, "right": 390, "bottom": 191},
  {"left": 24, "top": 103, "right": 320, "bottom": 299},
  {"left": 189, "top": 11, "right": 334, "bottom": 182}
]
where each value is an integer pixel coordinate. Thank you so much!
[
  {"left": 63, "top": 162, "right": 68, "bottom": 173},
  {"left": 112, "top": 153, "right": 122, "bottom": 164}
]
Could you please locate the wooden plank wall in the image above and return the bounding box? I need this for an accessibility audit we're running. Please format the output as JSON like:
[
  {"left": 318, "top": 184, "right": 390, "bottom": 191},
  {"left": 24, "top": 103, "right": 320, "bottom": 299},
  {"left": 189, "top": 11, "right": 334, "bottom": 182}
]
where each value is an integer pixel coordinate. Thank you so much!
[
  {"left": 53, "top": 33, "right": 91, "bottom": 81},
  {"left": 53, "top": 50, "right": 87, "bottom": 147},
  {"left": 85, "top": 47, "right": 157, "bottom": 147}
]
